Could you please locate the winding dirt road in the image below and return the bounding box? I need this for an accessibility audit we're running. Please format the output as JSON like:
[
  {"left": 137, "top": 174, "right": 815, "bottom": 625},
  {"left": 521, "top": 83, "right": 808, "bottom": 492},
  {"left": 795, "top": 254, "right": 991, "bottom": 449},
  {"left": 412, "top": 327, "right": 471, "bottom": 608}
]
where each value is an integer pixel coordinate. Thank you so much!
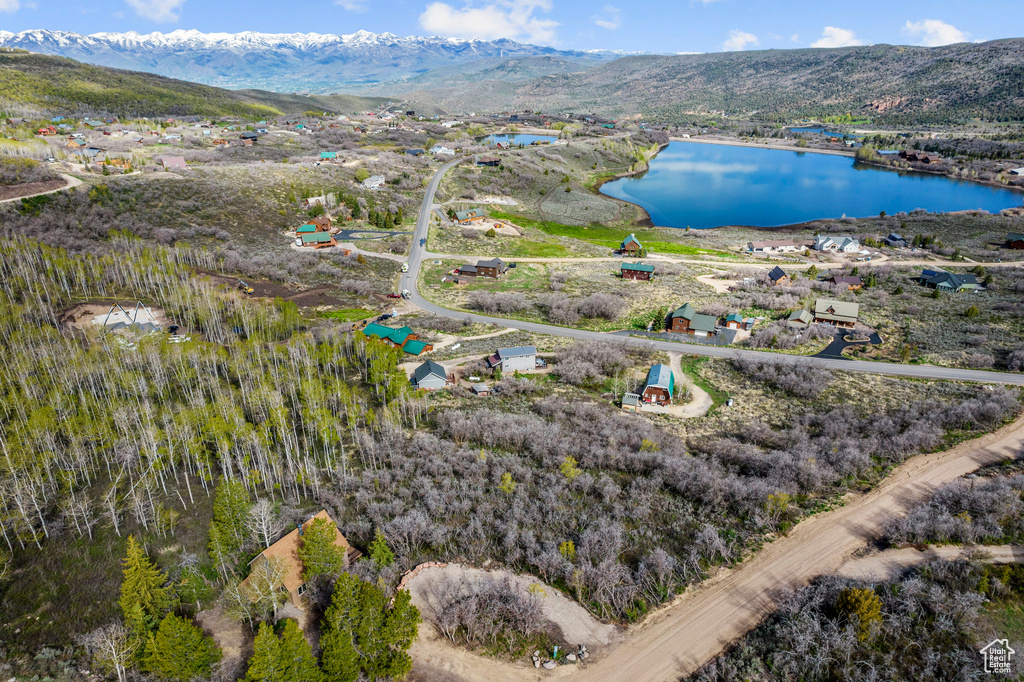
[
  {"left": 0, "top": 173, "right": 83, "bottom": 204},
  {"left": 409, "top": 413, "right": 1024, "bottom": 682}
]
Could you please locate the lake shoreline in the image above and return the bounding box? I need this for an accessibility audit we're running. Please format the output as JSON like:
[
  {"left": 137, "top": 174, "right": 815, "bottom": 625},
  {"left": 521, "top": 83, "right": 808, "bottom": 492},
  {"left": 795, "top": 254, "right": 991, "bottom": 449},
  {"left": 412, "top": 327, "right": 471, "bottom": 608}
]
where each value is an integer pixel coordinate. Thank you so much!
[
  {"left": 669, "top": 135, "right": 857, "bottom": 158},
  {"left": 598, "top": 138, "right": 1022, "bottom": 231}
]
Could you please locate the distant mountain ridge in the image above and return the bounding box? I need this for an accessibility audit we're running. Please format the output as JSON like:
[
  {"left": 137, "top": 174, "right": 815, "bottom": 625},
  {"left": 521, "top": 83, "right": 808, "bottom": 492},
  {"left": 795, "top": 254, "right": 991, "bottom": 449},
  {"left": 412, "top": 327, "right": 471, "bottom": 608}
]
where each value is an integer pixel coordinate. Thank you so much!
[
  {"left": 399, "top": 39, "right": 1024, "bottom": 124},
  {"left": 0, "top": 29, "right": 624, "bottom": 92}
]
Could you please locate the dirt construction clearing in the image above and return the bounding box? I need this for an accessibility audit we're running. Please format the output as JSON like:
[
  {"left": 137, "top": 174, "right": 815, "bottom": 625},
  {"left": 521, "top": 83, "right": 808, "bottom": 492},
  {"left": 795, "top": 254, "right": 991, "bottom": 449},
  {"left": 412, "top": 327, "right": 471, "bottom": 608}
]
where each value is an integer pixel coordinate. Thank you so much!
[{"left": 408, "top": 412, "right": 1024, "bottom": 682}]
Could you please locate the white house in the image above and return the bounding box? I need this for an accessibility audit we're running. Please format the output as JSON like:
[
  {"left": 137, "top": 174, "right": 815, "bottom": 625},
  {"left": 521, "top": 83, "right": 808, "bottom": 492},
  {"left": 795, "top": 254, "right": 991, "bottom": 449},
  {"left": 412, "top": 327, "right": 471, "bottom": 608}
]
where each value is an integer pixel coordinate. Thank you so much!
[
  {"left": 747, "top": 239, "right": 802, "bottom": 253},
  {"left": 487, "top": 346, "right": 537, "bottom": 373},
  {"left": 430, "top": 145, "right": 456, "bottom": 157},
  {"left": 1010, "top": 168, "right": 1024, "bottom": 176},
  {"left": 363, "top": 175, "right": 386, "bottom": 190},
  {"left": 813, "top": 235, "right": 860, "bottom": 253},
  {"left": 440, "top": 120, "right": 462, "bottom": 128}
]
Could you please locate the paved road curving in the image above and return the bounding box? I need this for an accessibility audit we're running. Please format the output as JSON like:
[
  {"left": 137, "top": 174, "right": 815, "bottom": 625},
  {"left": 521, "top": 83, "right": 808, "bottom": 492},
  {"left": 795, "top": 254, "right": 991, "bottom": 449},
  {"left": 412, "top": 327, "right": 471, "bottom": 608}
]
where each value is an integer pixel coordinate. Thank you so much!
[{"left": 401, "top": 162, "right": 1024, "bottom": 385}]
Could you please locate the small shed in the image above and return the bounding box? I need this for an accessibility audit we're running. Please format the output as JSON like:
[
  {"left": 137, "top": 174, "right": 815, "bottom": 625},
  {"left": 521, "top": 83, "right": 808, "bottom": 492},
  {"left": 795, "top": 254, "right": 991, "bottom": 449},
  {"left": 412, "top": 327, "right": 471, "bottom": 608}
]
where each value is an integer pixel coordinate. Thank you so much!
[
  {"left": 787, "top": 310, "right": 813, "bottom": 328},
  {"left": 768, "top": 266, "right": 790, "bottom": 287},
  {"left": 471, "top": 383, "right": 492, "bottom": 396}
]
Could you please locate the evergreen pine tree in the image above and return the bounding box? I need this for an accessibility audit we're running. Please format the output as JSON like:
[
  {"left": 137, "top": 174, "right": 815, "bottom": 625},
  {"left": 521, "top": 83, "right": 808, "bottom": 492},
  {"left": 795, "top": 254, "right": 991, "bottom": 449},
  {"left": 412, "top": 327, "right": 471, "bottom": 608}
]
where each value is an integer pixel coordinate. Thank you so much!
[
  {"left": 368, "top": 529, "right": 394, "bottom": 568},
  {"left": 297, "top": 517, "right": 344, "bottom": 580},
  {"left": 119, "top": 536, "right": 172, "bottom": 635},
  {"left": 278, "top": 619, "right": 323, "bottom": 682},
  {"left": 208, "top": 479, "right": 251, "bottom": 577},
  {"left": 145, "top": 614, "right": 221, "bottom": 681},
  {"left": 320, "top": 628, "right": 360, "bottom": 682},
  {"left": 244, "top": 622, "right": 282, "bottom": 682}
]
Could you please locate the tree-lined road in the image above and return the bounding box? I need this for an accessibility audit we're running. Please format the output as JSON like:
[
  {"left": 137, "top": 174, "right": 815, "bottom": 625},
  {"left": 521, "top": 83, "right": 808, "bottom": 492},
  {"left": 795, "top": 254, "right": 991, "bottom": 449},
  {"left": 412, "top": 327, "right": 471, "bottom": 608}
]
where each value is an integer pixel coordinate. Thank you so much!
[{"left": 400, "top": 161, "right": 1024, "bottom": 386}]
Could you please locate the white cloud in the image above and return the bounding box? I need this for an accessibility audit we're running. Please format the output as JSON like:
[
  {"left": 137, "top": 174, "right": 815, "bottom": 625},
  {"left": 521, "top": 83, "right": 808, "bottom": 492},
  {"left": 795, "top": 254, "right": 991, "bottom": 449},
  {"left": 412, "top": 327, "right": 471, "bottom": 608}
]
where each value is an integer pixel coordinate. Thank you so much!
[
  {"left": 723, "top": 30, "right": 758, "bottom": 51},
  {"left": 811, "top": 26, "right": 864, "bottom": 48},
  {"left": 903, "top": 19, "right": 968, "bottom": 47},
  {"left": 0, "top": 0, "right": 20, "bottom": 12},
  {"left": 335, "top": 0, "right": 368, "bottom": 10},
  {"left": 124, "top": 0, "right": 185, "bottom": 21},
  {"left": 419, "top": 0, "right": 558, "bottom": 45},
  {"left": 592, "top": 4, "right": 620, "bottom": 30}
]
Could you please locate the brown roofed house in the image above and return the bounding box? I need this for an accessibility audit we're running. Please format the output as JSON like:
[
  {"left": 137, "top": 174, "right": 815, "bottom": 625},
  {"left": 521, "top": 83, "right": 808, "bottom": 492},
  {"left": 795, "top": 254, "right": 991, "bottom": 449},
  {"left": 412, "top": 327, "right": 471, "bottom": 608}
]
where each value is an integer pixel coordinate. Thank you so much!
[
  {"left": 828, "top": 275, "right": 863, "bottom": 290},
  {"left": 240, "top": 510, "right": 360, "bottom": 608}
]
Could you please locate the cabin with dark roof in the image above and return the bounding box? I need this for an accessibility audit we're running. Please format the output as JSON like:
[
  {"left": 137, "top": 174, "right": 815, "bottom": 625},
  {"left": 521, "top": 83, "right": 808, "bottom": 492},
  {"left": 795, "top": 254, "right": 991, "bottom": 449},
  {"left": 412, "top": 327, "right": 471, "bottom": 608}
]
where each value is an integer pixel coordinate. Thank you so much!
[{"left": 768, "top": 266, "right": 790, "bottom": 287}]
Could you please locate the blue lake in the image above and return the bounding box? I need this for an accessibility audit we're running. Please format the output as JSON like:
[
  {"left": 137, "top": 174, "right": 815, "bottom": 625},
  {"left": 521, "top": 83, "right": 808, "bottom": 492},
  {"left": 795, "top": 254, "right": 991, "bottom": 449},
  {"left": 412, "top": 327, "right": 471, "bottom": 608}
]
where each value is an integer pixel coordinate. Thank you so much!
[
  {"left": 481, "top": 133, "right": 556, "bottom": 146},
  {"left": 599, "top": 142, "right": 1024, "bottom": 229}
]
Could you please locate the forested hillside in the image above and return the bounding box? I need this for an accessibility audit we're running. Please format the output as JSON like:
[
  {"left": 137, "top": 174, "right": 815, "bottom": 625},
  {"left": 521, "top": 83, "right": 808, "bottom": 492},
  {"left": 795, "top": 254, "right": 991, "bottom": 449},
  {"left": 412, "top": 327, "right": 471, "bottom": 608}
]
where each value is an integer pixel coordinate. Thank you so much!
[
  {"left": 0, "top": 52, "right": 391, "bottom": 119},
  {"left": 407, "top": 39, "right": 1024, "bottom": 124}
]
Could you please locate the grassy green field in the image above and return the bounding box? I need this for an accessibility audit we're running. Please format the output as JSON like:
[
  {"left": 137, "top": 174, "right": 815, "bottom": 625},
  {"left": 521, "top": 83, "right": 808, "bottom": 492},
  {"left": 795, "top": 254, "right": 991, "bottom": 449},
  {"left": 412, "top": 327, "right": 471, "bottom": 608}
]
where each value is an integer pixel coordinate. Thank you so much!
[
  {"left": 319, "top": 308, "right": 376, "bottom": 322},
  {"left": 490, "top": 211, "right": 735, "bottom": 258}
]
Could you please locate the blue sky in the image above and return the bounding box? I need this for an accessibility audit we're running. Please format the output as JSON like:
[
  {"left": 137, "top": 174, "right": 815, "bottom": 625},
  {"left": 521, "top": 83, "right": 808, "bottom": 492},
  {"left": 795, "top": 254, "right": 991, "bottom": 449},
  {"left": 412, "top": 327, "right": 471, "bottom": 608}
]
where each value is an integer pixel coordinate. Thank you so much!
[{"left": 1, "top": 0, "right": 1021, "bottom": 53}]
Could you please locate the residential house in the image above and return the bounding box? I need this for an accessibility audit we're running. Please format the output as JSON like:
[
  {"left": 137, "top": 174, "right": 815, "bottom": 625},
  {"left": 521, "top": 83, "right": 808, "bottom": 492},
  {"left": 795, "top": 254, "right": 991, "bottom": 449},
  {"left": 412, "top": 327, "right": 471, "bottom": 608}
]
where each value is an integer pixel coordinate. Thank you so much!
[
  {"left": 882, "top": 233, "right": 907, "bottom": 248},
  {"left": 405, "top": 148, "right": 426, "bottom": 156},
  {"left": 240, "top": 510, "right": 359, "bottom": 608},
  {"left": 1005, "top": 233, "right": 1024, "bottom": 250},
  {"left": 161, "top": 156, "right": 187, "bottom": 170},
  {"left": 787, "top": 310, "right": 813, "bottom": 328},
  {"left": 813, "top": 299, "right": 860, "bottom": 327},
  {"left": 487, "top": 346, "right": 537, "bottom": 373},
  {"left": 828, "top": 275, "right": 863, "bottom": 290},
  {"left": 813, "top": 235, "right": 860, "bottom": 252},
  {"left": 411, "top": 361, "right": 450, "bottom": 390},
  {"left": 748, "top": 239, "right": 802, "bottom": 253},
  {"left": 37, "top": 126, "right": 57, "bottom": 136},
  {"left": 80, "top": 147, "right": 105, "bottom": 159},
  {"left": 620, "top": 262, "right": 654, "bottom": 281},
  {"left": 461, "top": 258, "right": 508, "bottom": 279},
  {"left": 919, "top": 270, "right": 981, "bottom": 292},
  {"left": 430, "top": 145, "right": 455, "bottom": 157},
  {"left": 361, "top": 324, "right": 433, "bottom": 354},
  {"left": 213, "top": 138, "right": 229, "bottom": 146},
  {"left": 620, "top": 234, "right": 644, "bottom": 256},
  {"left": 768, "top": 266, "right": 790, "bottom": 287},
  {"left": 724, "top": 313, "right": 744, "bottom": 330},
  {"left": 477, "top": 156, "right": 501, "bottom": 167},
  {"left": 641, "top": 364, "right": 675, "bottom": 406},
  {"left": 363, "top": 175, "right": 385, "bottom": 190},
  {"left": 320, "top": 151, "right": 338, "bottom": 160},
  {"left": 296, "top": 224, "right": 319, "bottom": 235},
  {"left": 440, "top": 120, "right": 462, "bottom": 128},
  {"left": 298, "top": 232, "right": 338, "bottom": 249},
  {"left": 310, "top": 215, "right": 332, "bottom": 231},
  {"left": 304, "top": 196, "right": 327, "bottom": 208},
  {"left": 1009, "top": 168, "right": 1024, "bottom": 177},
  {"left": 454, "top": 209, "right": 486, "bottom": 225},
  {"left": 668, "top": 303, "right": 716, "bottom": 337}
]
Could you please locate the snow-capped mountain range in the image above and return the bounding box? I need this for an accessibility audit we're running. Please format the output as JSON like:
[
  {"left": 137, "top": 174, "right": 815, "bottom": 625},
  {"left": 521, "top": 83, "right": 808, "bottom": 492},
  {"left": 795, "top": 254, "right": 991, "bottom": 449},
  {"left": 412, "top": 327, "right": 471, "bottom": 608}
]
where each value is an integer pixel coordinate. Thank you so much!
[{"left": 0, "top": 29, "right": 622, "bottom": 93}]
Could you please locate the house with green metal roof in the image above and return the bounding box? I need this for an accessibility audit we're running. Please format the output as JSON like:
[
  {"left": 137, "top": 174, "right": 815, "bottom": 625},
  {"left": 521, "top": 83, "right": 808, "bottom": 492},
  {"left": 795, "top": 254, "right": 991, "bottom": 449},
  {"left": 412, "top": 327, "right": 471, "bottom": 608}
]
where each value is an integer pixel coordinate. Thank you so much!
[
  {"left": 454, "top": 209, "right": 486, "bottom": 224},
  {"left": 360, "top": 324, "right": 433, "bottom": 355},
  {"left": 296, "top": 224, "right": 318, "bottom": 234},
  {"left": 298, "top": 232, "right": 337, "bottom": 249},
  {"left": 642, "top": 364, "right": 675, "bottom": 406},
  {"left": 620, "top": 233, "right": 643, "bottom": 256},
  {"left": 320, "top": 151, "right": 337, "bottom": 160},
  {"left": 621, "top": 262, "right": 654, "bottom": 281}
]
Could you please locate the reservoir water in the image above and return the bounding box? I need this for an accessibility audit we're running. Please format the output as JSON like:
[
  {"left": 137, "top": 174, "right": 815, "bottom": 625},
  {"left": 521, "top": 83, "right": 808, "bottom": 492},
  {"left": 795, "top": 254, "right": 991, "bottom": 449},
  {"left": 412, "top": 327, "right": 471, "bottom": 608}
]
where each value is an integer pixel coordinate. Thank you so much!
[
  {"left": 599, "top": 142, "right": 1024, "bottom": 229},
  {"left": 481, "top": 133, "right": 556, "bottom": 146}
]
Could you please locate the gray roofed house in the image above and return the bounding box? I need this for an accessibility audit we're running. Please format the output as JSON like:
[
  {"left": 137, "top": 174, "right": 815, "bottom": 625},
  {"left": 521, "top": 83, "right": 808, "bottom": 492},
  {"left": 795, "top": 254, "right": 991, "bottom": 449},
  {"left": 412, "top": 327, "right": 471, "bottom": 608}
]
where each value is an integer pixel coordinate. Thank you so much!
[
  {"left": 813, "top": 299, "right": 860, "bottom": 327},
  {"left": 641, "top": 363, "right": 675, "bottom": 405},
  {"left": 487, "top": 345, "right": 537, "bottom": 373},
  {"left": 920, "top": 270, "right": 981, "bottom": 292},
  {"left": 411, "top": 361, "right": 449, "bottom": 390},
  {"left": 768, "top": 266, "right": 789, "bottom": 285}
]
